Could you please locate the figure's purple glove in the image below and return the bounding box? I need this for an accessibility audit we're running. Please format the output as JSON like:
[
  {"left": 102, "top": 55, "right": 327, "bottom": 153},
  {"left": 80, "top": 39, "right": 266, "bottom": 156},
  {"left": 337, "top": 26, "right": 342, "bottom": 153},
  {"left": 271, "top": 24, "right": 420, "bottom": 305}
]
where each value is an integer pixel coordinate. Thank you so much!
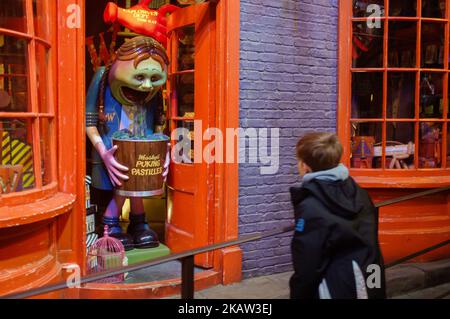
[
  {"left": 96, "top": 143, "right": 129, "bottom": 187},
  {"left": 162, "top": 142, "right": 170, "bottom": 182}
]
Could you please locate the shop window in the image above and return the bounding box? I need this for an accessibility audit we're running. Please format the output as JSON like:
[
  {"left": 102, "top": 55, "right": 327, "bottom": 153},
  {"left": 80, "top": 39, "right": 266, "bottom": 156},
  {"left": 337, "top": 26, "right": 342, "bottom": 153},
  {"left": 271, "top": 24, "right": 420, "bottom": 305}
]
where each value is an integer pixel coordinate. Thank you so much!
[
  {"left": 345, "top": 0, "right": 450, "bottom": 173},
  {"left": 0, "top": 0, "right": 55, "bottom": 195},
  {"left": 170, "top": 25, "right": 195, "bottom": 162}
]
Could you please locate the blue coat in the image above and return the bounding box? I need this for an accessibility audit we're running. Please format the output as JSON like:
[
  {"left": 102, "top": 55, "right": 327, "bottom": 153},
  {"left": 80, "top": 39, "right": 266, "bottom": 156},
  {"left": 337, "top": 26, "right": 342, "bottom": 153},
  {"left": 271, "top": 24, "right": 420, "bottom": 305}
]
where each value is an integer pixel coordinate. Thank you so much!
[{"left": 86, "top": 67, "right": 156, "bottom": 191}]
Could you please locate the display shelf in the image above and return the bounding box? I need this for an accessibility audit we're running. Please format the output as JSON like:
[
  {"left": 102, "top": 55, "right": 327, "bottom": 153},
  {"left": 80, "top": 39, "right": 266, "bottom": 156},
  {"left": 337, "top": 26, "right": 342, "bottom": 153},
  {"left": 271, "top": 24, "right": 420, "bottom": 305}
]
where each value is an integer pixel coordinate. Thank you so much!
[{"left": 125, "top": 244, "right": 171, "bottom": 265}]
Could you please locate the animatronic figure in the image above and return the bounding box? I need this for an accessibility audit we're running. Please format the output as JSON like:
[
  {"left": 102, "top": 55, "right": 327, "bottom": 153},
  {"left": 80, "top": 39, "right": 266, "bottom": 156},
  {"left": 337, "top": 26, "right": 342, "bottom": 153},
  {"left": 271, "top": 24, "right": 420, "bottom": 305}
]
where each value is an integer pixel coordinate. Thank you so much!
[{"left": 86, "top": 36, "right": 170, "bottom": 250}]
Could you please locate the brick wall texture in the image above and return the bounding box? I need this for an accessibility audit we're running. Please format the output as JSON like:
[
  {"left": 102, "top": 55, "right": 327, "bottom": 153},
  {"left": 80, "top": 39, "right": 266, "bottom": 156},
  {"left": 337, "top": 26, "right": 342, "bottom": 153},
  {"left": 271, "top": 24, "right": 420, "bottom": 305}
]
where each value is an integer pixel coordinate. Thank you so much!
[{"left": 239, "top": 0, "right": 339, "bottom": 278}]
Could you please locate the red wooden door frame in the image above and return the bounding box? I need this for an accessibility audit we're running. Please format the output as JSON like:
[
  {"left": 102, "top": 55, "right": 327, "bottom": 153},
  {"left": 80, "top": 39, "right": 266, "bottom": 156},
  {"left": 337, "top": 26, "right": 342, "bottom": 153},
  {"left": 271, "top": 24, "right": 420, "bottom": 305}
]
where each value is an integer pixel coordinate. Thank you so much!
[
  {"left": 166, "top": 3, "right": 215, "bottom": 268},
  {"left": 165, "top": 0, "right": 241, "bottom": 281}
]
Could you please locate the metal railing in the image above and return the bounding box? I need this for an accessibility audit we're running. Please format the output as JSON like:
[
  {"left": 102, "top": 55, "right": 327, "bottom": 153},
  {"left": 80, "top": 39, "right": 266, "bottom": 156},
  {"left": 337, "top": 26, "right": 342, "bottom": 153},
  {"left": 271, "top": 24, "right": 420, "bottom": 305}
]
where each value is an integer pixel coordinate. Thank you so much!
[{"left": 3, "top": 186, "right": 450, "bottom": 299}]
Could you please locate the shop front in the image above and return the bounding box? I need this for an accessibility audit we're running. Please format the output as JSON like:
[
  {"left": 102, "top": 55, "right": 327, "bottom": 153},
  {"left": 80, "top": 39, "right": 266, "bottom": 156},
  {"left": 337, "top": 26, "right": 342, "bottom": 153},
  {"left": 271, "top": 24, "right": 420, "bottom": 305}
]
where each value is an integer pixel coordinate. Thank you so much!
[
  {"left": 1, "top": 0, "right": 450, "bottom": 299},
  {"left": 0, "top": 0, "right": 240, "bottom": 298}
]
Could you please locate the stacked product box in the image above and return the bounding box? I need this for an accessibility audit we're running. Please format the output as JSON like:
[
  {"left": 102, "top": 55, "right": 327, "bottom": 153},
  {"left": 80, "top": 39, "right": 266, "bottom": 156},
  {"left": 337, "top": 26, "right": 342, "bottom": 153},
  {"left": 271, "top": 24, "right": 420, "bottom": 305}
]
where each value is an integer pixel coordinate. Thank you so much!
[{"left": 85, "top": 176, "right": 98, "bottom": 249}]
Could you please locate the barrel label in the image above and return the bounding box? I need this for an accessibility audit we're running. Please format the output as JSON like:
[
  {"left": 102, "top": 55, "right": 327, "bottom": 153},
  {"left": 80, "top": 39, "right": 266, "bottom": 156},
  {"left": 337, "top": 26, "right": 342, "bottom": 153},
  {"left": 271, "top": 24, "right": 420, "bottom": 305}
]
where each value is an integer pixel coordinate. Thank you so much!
[{"left": 131, "top": 153, "right": 162, "bottom": 176}]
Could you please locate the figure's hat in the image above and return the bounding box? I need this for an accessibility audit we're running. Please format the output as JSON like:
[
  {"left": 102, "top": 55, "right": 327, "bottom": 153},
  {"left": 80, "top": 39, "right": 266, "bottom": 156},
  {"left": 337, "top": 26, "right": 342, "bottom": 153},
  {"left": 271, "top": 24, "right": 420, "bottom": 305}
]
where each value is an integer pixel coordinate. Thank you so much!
[{"left": 103, "top": 0, "right": 179, "bottom": 48}]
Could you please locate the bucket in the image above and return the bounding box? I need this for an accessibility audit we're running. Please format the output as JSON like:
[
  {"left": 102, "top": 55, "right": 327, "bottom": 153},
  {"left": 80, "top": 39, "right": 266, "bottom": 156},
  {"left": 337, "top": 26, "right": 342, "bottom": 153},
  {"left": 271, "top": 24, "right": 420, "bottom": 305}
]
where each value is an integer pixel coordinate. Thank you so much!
[{"left": 112, "top": 136, "right": 169, "bottom": 197}]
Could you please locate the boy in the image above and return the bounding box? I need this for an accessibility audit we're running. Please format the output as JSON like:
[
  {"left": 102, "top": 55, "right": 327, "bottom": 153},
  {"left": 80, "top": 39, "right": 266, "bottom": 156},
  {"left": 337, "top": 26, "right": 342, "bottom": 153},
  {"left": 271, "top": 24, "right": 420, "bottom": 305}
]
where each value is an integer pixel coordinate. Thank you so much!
[{"left": 289, "top": 132, "right": 386, "bottom": 299}]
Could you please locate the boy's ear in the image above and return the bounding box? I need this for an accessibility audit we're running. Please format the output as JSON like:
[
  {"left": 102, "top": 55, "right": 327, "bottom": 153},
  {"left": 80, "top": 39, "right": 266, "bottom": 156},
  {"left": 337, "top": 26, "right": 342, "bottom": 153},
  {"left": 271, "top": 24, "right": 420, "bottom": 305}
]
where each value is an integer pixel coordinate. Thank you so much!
[
  {"left": 302, "top": 162, "right": 312, "bottom": 174},
  {"left": 298, "top": 160, "right": 312, "bottom": 175}
]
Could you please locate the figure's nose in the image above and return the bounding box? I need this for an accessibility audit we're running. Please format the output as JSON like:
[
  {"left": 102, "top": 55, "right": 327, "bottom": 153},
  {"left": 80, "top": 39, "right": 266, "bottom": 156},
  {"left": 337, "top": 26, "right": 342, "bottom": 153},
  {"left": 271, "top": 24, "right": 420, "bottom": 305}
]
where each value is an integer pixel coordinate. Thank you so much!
[{"left": 141, "top": 78, "right": 153, "bottom": 90}]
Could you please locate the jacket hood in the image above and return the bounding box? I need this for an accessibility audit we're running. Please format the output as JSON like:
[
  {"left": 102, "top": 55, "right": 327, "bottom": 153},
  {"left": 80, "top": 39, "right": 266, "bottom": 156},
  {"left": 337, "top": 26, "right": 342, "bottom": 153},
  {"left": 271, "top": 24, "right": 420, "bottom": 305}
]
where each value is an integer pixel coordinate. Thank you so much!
[
  {"left": 290, "top": 177, "right": 367, "bottom": 220},
  {"left": 302, "top": 164, "right": 349, "bottom": 183}
]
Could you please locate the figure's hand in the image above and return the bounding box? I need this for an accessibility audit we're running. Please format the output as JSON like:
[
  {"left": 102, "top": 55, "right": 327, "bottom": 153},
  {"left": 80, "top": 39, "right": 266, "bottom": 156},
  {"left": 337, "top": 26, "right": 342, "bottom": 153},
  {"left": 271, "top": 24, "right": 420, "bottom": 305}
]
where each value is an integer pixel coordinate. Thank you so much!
[
  {"left": 162, "top": 143, "right": 171, "bottom": 182},
  {"left": 97, "top": 143, "right": 129, "bottom": 187}
]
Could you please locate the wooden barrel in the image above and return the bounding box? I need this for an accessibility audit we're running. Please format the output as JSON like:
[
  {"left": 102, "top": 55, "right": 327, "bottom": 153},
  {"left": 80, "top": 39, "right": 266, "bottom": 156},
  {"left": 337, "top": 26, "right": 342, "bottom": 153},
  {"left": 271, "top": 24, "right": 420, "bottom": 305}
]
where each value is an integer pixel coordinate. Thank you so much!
[{"left": 112, "top": 138, "right": 168, "bottom": 197}]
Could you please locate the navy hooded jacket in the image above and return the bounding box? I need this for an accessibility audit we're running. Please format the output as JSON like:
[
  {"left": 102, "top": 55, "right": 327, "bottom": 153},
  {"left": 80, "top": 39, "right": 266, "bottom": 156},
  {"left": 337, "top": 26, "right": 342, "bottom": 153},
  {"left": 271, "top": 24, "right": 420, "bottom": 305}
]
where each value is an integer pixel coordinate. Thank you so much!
[{"left": 289, "top": 175, "right": 386, "bottom": 299}]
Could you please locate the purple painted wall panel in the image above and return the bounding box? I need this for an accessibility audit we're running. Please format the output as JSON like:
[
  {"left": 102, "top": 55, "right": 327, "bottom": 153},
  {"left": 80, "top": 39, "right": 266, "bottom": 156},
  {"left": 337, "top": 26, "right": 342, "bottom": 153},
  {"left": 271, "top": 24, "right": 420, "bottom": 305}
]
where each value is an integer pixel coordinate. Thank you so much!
[{"left": 239, "top": 0, "right": 339, "bottom": 278}]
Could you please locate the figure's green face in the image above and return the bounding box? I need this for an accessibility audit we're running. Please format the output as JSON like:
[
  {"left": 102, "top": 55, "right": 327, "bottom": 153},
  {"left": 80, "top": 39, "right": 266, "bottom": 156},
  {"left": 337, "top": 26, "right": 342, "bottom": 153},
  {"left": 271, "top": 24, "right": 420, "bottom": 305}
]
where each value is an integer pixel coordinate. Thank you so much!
[{"left": 108, "top": 57, "right": 167, "bottom": 106}]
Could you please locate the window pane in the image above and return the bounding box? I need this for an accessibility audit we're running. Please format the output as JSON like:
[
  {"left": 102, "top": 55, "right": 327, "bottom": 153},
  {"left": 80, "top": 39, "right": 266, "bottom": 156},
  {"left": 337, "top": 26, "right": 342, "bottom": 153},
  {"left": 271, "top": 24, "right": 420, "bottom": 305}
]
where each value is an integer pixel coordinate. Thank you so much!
[
  {"left": 0, "top": 118, "right": 35, "bottom": 193},
  {"left": 173, "top": 121, "right": 194, "bottom": 164},
  {"left": 422, "top": 0, "right": 446, "bottom": 18},
  {"left": 33, "top": 0, "right": 50, "bottom": 40},
  {"left": 350, "top": 122, "right": 382, "bottom": 169},
  {"left": 419, "top": 122, "right": 442, "bottom": 168},
  {"left": 35, "top": 43, "right": 50, "bottom": 113},
  {"left": 385, "top": 122, "right": 415, "bottom": 169},
  {"left": 177, "top": 25, "right": 195, "bottom": 72},
  {"left": 173, "top": 72, "right": 194, "bottom": 118},
  {"left": 352, "top": 72, "right": 383, "bottom": 118},
  {"left": 0, "top": 35, "right": 29, "bottom": 112},
  {"left": 420, "top": 72, "right": 443, "bottom": 118},
  {"left": 387, "top": 72, "right": 415, "bottom": 118},
  {"left": 352, "top": 21, "right": 384, "bottom": 68},
  {"left": 421, "top": 23, "right": 445, "bottom": 69},
  {"left": 389, "top": 0, "right": 417, "bottom": 17},
  {"left": 388, "top": 21, "right": 417, "bottom": 68},
  {"left": 353, "top": 0, "right": 385, "bottom": 17},
  {"left": 0, "top": 0, "right": 27, "bottom": 33},
  {"left": 39, "top": 118, "right": 52, "bottom": 185}
]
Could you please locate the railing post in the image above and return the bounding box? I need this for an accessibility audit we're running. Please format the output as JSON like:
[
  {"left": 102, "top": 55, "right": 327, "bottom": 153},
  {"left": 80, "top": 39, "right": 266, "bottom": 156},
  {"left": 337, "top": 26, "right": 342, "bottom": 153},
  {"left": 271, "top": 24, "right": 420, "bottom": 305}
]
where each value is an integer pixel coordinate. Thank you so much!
[{"left": 181, "top": 256, "right": 195, "bottom": 299}]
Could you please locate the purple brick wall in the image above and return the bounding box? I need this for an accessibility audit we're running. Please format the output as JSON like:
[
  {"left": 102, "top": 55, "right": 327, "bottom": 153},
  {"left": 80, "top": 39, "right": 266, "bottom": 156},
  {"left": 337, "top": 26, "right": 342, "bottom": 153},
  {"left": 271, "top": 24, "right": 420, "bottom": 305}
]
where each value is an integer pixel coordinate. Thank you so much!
[{"left": 239, "top": 0, "right": 339, "bottom": 278}]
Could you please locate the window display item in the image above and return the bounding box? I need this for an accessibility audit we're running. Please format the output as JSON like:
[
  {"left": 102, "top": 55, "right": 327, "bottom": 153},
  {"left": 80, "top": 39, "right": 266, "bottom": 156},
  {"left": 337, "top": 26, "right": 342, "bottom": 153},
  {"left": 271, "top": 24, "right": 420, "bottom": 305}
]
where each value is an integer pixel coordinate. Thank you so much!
[
  {"left": 420, "top": 74, "right": 441, "bottom": 118},
  {"left": 353, "top": 0, "right": 385, "bottom": 17},
  {"left": 1, "top": 123, "right": 34, "bottom": 190},
  {"left": 87, "top": 225, "right": 126, "bottom": 283},
  {"left": 103, "top": 0, "right": 179, "bottom": 48},
  {"left": 422, "top": 0, "right": 443, "bottom": 17},
  {"left": 390, "top": 0, "right": 416, "bottom": 16},
  {"left": 86, "top": 208, "right": 96, "bottom": 235},
  {"left": 424, "top": 44, "right": 438, "bottom": 66},
  {"left": 0, "top": 165, "right": 22, "bottom": 194},
  {"left": 374, "top": 141, "right": 415, "bottom": 169},
  {"left": 86, "top": 35, "right": 171, "bottom": 250},
  {"left": 419, "top": 123, "right": 441, "bottom": 168},
  {"left": 351, "top": 136, "right": 375, "bottom": 168},
  {"left": 86, "top": 206, "right": 98, "bottom": 249},
  {"left": 0, "top": 90, "right": 11, "bottom": 109},
  {"left": 85, "top": 175, "right": 91, "bottom": 209},
  {"left": 112, "top": 133, "right": 169, "bottom": 197},
  {"left": 400, "top": 50, "right": 413, "bottom": 67},
  {"left": 352, "top": 23, "right": 371, "bottom": 59}
]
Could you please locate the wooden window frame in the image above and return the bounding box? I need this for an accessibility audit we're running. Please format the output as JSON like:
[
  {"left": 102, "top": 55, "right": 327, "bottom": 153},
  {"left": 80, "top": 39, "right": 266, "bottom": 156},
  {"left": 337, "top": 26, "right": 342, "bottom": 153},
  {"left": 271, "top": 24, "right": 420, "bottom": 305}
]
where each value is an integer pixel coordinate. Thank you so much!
[
  {"left": 338, "top": 0, "right": 450, "bottom": 188},
  {"left": 0, "top": 0, "right": 59, "bottom": 215}
]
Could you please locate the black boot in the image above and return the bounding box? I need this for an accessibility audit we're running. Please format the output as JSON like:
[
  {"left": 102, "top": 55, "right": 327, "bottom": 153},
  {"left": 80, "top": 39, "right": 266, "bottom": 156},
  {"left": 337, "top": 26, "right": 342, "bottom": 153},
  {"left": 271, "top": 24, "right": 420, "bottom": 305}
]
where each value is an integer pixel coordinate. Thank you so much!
[
  {"left": 102, "top": 216, "right": 134, "bottom": 251},
  {"left": 127, "top": 213, "right": 159, "bottom": 249}
]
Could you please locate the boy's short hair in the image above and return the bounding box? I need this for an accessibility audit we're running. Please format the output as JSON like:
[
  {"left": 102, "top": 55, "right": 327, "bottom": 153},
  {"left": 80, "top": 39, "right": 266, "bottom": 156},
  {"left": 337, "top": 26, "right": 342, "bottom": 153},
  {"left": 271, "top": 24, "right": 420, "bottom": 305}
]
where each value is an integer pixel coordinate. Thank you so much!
[{"left": 296, "top": 132, "right": 343, "bottom": 172}]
